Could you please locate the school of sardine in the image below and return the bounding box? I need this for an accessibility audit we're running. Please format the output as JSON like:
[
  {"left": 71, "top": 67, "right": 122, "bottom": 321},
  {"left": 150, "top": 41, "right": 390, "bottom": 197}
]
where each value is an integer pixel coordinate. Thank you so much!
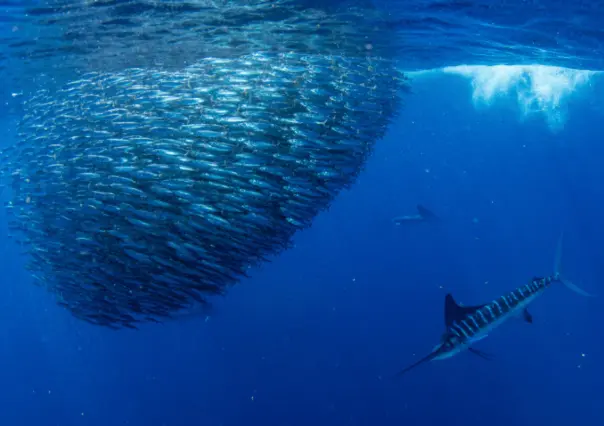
[{"left": 1, "top": 1, "right": 407, "bottom": 329}]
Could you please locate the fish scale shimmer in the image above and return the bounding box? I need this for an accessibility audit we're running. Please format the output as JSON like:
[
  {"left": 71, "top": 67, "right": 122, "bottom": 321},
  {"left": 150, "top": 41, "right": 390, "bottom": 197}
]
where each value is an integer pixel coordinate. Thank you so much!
[{"left": 4, "top": 51, "right": 405, "bottom": 329}]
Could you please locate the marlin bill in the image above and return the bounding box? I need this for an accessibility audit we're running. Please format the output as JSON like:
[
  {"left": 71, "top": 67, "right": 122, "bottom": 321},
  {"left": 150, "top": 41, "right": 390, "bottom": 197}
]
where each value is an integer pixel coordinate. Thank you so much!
[{"left": 396, "top": 236, "right": 595, "bottom": 377}]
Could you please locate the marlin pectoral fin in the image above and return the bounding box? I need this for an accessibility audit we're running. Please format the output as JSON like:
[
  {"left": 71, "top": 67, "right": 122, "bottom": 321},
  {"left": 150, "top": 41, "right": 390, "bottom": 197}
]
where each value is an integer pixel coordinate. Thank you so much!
[
  {"left": 523, "top": 308, "right": 533, "bottom": 323},
  {"left": 469, "top": 348, "right": 494, "bottom": 361}
]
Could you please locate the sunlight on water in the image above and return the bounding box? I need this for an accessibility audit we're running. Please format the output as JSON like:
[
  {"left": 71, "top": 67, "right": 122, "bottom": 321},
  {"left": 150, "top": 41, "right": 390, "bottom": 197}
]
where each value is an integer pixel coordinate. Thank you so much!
[{"left": 443, "top": 65, "right": 598, "bottom": 132}]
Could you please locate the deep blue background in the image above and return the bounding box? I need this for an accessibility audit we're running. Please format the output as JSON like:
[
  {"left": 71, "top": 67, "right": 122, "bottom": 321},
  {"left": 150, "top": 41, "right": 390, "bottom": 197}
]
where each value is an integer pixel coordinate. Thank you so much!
[{"left": 0, "top": 72, "right": 602, "bottom": 426}]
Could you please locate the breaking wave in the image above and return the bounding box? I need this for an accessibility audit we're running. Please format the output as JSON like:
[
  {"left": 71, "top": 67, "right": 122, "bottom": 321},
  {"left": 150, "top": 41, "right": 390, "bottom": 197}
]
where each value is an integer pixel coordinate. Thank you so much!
[{"left": 442, "top": 65, "right": 598, "bottom": 132}]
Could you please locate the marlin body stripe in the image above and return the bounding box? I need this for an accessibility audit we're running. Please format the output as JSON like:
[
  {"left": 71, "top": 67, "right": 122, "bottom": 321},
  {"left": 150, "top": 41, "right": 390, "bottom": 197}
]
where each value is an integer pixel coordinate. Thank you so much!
[
  {"left": 396, "top": 255, "right": 594, "bottom": 377},
  {"left": 438, "top": 274, "right": 559, "bottom": 361}
]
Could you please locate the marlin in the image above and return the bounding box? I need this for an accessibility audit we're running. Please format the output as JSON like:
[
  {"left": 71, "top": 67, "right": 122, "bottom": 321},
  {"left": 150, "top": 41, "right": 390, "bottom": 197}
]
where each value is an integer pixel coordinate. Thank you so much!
[
  {"left": 392, "top": 204, "right": 438, "bottom": 225},
  {"left": 396, "top": 235, "right": 595, "bottom": 377}
]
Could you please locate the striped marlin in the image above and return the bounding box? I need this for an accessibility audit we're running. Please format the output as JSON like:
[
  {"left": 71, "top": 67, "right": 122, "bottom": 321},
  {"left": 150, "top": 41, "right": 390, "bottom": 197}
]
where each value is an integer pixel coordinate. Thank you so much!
[{"left": 396, "top": 236, "right": 595, "bottom": 377}]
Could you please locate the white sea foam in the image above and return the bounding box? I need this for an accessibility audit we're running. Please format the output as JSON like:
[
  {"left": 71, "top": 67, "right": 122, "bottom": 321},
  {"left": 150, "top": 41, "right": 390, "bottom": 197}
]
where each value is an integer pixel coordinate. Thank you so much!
[{"left": 441, "top": 65, "right": 597, "bottom": 132}]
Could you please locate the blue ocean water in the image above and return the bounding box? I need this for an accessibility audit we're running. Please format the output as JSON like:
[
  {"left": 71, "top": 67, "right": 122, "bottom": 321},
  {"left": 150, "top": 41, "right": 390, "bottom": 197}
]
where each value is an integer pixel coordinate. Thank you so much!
[{"left": 1, "top": 1, "right": 603, "bottom": 426}]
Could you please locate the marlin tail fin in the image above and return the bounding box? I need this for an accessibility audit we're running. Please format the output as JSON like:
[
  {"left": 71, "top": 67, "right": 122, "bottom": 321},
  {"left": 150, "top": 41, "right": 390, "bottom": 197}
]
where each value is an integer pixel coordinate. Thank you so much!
[{"left": 555, "top": 232, "right": 596, "bottom": 297}]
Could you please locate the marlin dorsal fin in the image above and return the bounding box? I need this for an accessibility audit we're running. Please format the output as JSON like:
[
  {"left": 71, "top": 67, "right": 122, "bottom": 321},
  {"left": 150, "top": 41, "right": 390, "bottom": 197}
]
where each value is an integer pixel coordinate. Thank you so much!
[{"left": 444, "top": 294, "right": 485, "bottom": 328}]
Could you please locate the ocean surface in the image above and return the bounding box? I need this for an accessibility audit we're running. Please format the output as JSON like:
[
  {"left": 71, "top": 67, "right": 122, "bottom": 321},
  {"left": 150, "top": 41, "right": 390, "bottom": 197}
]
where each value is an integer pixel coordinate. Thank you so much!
[{"left": 1, "top": 1, "right": 603, "bottom": 425}]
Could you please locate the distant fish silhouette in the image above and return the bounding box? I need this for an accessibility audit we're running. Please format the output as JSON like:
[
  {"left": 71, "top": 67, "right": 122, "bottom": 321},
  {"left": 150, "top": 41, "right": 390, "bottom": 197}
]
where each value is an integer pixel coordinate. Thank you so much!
[{"left": 392, "top": 204, "right": 437, "bottom": 225}]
